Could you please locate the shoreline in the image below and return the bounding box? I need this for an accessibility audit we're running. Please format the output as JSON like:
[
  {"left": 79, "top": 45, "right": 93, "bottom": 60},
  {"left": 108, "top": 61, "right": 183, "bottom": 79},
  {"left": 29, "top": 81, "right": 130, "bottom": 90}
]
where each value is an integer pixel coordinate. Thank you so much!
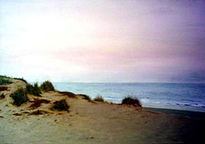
[
  {"left": 144, "top": 107, "right": 205, "bottom": 120},
  {"left": 53, "top": 82, "right": 205, "bottom": 113}
]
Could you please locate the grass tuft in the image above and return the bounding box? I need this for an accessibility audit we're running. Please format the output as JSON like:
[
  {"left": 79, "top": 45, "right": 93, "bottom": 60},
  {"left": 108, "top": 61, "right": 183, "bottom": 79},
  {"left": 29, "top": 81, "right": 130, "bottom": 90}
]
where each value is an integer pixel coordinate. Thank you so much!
[
  {"left": 0, "top": 78, "right": 12, "bottom": 85},
  {"left": 94, "top": 95, "right": 104, "bottom": 102},
  {"left": 122, "top": 96, "right": 142, "bottom": 107},
  {"left": 10, "top": 88, "right": 28, "bottom": 106},
  {"left": 0, "top": 75, "right": 10, "bottom": 79},
  {"left": 26, "top": 83, "right": 41, "bottom": 96},
  {"left": 51, "top": 99, "right": 69, "bottom": 112},
  {"left": 40, "top": 80, "right": 55, "bottom": 92},
  {"left": 13, "top": 77, "right": 27, "bottom": 83},
  {"left": 0, "top": 75, "right": 27, "bottom": 84}
]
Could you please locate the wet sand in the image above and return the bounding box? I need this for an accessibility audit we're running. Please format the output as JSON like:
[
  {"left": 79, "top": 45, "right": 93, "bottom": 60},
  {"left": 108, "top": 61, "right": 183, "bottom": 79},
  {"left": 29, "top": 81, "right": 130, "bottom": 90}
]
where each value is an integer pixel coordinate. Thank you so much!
[{"left": 144, "top": 107, "right": 205, "bottom": 120}]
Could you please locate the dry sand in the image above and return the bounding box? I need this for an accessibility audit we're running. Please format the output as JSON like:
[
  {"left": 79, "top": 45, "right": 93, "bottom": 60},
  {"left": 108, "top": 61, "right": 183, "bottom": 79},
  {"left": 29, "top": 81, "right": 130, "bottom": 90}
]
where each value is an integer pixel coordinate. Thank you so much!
[{"left": 0, "top": 78, "right": 204, "bottom": 144}]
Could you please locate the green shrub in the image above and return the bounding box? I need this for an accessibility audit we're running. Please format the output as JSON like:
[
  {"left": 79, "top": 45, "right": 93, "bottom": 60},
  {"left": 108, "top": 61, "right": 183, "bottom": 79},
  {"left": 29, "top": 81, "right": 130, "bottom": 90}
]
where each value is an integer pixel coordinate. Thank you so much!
[
  {"left": 122, "top": 96, "right": 142, "bottom": 107},
  {"left": 26, "top": 83, "right": 41, "bottom": 96},
  {"left": 0, "top": 75, "right": 10, "bottom": 79},
  {"left": 0, "top": 75, "right": 27, "bottom": 84},
  {"left": 10, "top": 88, "right": 28, "bottom": 106},
  {"left": 94, "top": 95, "right": 104, "bottom": 102},
  {"left": 0, "top": 78, "right": 12, "bottom": 85},
  {"left": 51, "top": 99, "right": 69, "bottom": 111},
  {"left": 40, "top": 80, "right": 55, "bottom": 92}
]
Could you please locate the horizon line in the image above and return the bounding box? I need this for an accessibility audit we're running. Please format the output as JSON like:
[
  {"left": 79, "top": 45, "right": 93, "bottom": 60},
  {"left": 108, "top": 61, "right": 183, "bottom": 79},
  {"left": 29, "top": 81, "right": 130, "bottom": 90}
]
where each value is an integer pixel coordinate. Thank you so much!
[{"left": 30, "top": 81, "right": 205, "bottom": 84}]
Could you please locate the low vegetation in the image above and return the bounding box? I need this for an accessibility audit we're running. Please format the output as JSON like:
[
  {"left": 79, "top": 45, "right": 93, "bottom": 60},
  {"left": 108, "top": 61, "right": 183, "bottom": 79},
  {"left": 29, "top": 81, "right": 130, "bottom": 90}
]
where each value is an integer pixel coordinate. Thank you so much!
[
  {"left": 94, "top": 95, "right": 104, "bottom": 102},
  {"left": 26, "top": 83, "right": 41, "bottom": 96},
  {"left": 0, "top": 75, "right": 28, "bottom": 84},
  {"left": 122, "top": 96, "right": 142, "bottom": 107},
  {"left": 0, "top": 78, "right": 12, "bottom": 85},
  {"left": 0, "top": 75, "right": 10, "bottom": 79},
  {"left": 13, "top": 77, "right": 27, "bottom": 83},
  {"left": 10, "top": 88, "right": 28, "bottom": 106},
  {"left": 40, "top": 80, "right": 55, "bottom": 92},
  {"left": 51, "top": 99, "right": 69, "bottom": 112}
]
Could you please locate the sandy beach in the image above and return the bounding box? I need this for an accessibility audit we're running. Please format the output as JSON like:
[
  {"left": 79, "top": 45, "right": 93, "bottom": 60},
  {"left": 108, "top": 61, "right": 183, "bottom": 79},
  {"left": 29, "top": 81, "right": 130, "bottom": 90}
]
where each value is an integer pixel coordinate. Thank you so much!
[{"left": 0, "top": 78, "right": 205, "bottom": 144}]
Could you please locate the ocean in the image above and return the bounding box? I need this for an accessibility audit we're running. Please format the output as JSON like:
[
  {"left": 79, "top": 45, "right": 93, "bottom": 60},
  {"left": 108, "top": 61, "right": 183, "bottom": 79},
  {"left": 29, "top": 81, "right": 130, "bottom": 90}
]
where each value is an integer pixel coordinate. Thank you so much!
[{"left": 53, "top": 82, "right": 205, "bottom": 112}]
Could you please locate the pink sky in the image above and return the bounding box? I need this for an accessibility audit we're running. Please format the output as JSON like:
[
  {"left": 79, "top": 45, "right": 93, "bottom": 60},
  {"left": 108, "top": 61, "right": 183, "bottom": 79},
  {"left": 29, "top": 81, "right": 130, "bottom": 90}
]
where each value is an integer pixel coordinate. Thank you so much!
[{"left": 0, "top": 0, "right": 205, "bottom": 82}]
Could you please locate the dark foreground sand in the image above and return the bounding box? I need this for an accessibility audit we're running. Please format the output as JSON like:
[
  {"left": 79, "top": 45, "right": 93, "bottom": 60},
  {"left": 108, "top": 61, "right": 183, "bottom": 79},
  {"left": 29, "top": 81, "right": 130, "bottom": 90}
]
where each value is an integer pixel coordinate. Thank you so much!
[{"left": 0, "top": 78, "right": 205, "bottom": 144}]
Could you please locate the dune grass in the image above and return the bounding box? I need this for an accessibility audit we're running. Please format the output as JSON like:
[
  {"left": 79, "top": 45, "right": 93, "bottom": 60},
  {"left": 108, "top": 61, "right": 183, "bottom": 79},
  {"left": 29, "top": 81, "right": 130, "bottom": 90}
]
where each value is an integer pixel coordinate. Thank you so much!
[
  {"left": 13, "top": 77, "right": 27, "bottom": 83},
  {"left": 0, "top": 77, "right": 12, "bottom": 85},
  {"left": 122, "top": 96, "right": 142, "bottom": 107},
  {"left": 40, "top": 80, "right": 55, "bottom": 92},
  {"left": 51, "top": 99, "right": 69, "bottom": 112},
  {"left": 26, "top": 83, "right": 41, "bottom": 96},
  {"left": 0, "top": 75, "right": 28, "bottom": 84},
  {"left": 10, "top": 88, "right": 28, "bottom": 106},
  {"left": 94, "top": 95, "right": 104, "bottom": 102}
]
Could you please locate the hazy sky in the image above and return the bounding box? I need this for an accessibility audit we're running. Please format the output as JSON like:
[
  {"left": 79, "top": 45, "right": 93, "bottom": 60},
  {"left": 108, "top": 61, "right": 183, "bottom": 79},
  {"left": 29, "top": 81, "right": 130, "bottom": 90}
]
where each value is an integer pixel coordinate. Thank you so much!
[{"left": 0, "top": 0, "right": 205, "bottom": 82}]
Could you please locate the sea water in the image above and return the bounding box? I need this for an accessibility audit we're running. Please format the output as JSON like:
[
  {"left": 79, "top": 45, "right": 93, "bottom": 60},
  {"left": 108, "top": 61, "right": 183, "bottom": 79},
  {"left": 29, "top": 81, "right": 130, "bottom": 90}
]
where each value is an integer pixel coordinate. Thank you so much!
[{"left": 53, "top": 82, "right": 205, "bottom": 112}]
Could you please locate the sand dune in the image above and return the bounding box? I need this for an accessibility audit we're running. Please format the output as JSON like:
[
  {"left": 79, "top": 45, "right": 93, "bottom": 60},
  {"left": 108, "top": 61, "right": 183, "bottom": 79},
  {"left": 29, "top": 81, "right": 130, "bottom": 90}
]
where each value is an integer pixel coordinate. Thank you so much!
[{"left": 0, "top": 78, "right": 204, "bottom": 144}]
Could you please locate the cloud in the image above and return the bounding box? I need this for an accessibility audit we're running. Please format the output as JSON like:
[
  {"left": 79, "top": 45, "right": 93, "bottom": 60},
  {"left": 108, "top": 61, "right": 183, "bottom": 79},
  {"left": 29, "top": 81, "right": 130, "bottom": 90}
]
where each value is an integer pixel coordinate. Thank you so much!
[
  {"left": 0, "top": 0, "right": 205, "bottom": 82},
  {"left": 148, "top": 7, "right": 174, "bottom": 15}
]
